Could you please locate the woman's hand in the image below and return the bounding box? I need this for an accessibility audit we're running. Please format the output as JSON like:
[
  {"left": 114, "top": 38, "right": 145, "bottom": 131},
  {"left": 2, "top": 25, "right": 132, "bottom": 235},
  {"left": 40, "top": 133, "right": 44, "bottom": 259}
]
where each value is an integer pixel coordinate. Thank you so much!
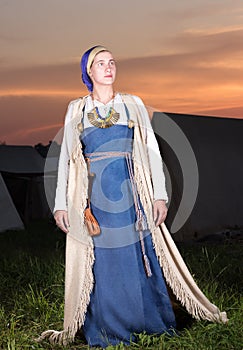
[
  {"left": 54, "top": 210, "right": 69, "bottom": 233},
  {"left": 153, "top": 200, "right": 167, "bottom": 227}
]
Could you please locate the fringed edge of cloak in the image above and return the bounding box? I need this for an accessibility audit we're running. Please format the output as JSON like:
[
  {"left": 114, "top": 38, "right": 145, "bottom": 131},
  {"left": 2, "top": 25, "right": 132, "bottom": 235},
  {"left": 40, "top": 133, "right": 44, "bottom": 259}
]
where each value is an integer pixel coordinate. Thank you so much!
[
  {"left": 152, "top": 223, "right": 228, "bottom": 324},
  {"left": 132, "top": 122, "right": 228, "bottom": 325},
  {"left": 35, "top": 329, "right": 69, "bottom": 346},
  {"left": 37, "top": 97, "right": 94, "bottom": 346},
  {"left": 36, "top": 242, "right": 95, "bottom": 346}
]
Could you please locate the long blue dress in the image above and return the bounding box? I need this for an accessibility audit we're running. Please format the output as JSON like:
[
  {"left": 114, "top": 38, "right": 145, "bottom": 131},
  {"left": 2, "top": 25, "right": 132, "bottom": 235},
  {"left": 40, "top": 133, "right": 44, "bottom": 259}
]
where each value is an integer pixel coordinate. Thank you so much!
[{"left": 81, "top": 125, "right": 176, "bottom": 348}]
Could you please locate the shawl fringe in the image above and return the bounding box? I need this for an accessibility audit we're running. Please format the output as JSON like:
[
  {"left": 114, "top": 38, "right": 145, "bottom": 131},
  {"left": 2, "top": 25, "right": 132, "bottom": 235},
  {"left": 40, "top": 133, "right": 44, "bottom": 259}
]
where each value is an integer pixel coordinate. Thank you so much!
[
  {"left": 153, "top": 224, "right": 228, "bottom": 323},
  {"left": 36, "top": 243, "right": 95, "bottom": 346},
  {"left": 36, "top": 330, "right": 69, "bottom": 346},
  {"left": 129, "top": 93, "right": 228, "bottom": 325}
]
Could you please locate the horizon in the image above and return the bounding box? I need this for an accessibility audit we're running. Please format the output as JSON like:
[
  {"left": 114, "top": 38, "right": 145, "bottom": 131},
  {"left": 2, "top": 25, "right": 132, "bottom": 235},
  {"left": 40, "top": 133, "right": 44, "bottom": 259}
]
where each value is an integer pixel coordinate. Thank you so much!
[{"left": 0, "top": 109, "right": 241, "bottom": 148}]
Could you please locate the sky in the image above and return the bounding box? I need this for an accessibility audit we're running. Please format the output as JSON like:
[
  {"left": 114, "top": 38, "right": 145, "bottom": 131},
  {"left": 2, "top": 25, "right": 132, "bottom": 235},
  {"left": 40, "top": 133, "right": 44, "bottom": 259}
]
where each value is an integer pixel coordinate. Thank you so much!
[{"left": 0, "top": 0, "right": 243, "bottom": 145}]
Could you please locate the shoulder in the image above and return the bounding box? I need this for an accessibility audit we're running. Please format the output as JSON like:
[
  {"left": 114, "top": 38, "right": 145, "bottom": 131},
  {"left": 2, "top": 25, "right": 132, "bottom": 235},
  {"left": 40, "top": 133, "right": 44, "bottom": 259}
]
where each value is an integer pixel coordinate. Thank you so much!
[
  {"left": 66, "top": 95, "right": 89, "bottom": 114},
  {"left": 119, "top": 93, "right": 145, "bottom": 106},
  {"left": 68, "top": 95, "right": 89, "bottom": 108},
  {"left": 64, "top": 96, "right": 89, "bottom": 125}
]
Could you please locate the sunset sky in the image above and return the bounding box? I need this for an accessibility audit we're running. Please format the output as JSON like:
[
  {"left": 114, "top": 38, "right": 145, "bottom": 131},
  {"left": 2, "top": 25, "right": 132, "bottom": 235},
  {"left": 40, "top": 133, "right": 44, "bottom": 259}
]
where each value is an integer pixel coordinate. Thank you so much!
[{"left": 1, "top": 0, "right": 243, "bottom": 145}]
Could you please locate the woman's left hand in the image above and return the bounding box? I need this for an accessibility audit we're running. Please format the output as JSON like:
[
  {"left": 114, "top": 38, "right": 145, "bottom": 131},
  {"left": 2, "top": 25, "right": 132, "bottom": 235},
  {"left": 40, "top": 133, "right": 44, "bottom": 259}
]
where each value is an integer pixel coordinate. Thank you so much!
[{"left": 153, "top": 200, "right": 167, "bottom": 227}]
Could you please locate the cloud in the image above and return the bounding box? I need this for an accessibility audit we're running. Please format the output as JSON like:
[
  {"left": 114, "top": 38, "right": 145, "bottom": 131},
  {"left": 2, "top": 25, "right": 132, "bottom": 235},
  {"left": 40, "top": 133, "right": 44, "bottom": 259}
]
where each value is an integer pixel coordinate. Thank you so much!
[
  {"left": 196, "top": 105, "right": 243, "bottom": 118},
  {"left": 170, "top": 27, "right": 243, "bottom": 56},
  {"left": 1, "top": 26, "right": 243, "bottom": 144},
  {"left": 1, "top": 26, "right": 243, "bottom": 93},
  {"left": 158, "top": 0, "right": 243, "bottom": 25},
  {"left": 1, "top": 123, "right": 63, "bottom": 146},
  {"left": 0, "top": 95, "right": 69, "bottom": 145},
  {"left": 115, "top": 27, "right": 243, "bottom": 113},
  {"left": 0, "top": 62, "right": 83, "bottom": 93}
]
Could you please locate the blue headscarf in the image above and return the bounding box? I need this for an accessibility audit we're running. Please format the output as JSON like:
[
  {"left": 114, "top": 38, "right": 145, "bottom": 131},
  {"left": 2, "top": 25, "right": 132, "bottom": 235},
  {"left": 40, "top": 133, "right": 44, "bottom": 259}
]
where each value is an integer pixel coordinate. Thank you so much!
[{"left": 80, "top": 45, "right": 108, "bottom": 92}]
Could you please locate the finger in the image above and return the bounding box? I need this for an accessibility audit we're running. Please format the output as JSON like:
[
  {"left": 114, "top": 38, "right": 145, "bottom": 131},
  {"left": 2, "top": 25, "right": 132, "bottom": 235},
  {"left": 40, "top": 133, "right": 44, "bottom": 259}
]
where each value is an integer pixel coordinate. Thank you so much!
[
  {"left": 161, "top": 210, "right": 167, "bottom": 223},
  {"left": 153, "top": 203, "right": 157, "bottom": 221},
  {"left": 155, "top": 208, "right": 162, "bottom": 226},
  {"left": 155, "top": 211, "right": 163, "bottom": 226},
  {"left": 156, "top": 209, "right": 167, "bottom": 226},
  {"left": 153, "top": 201, "right": 161, "bottom": 222},
  {"left": 153, "top": 205, "right": 158, "bottom": 222},
  {"left": 56, "top": 214, "right": 69, "bottom": 233},
  {"left": 60, "top": 215, "right": 69, "bottom": 233},
  {"left": 59, "top": 222, "right": 69, "bottom": 233},
  {"left": 63, "top": 213, "right": 70, "bottom": 230}
]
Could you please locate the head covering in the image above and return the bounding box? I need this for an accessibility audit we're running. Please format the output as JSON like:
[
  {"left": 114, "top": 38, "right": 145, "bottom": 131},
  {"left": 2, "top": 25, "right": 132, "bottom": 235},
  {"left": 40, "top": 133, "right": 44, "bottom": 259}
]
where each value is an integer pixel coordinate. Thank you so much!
[{"left": 81, "top": 45, "right": 108, "bottom": 92}]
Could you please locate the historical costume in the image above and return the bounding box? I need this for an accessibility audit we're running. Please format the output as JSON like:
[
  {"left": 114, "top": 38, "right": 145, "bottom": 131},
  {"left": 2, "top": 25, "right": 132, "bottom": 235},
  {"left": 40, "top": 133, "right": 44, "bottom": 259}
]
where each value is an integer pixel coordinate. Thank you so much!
[{"left": 38, "top": 46, "right": 227, "bottom": 347}]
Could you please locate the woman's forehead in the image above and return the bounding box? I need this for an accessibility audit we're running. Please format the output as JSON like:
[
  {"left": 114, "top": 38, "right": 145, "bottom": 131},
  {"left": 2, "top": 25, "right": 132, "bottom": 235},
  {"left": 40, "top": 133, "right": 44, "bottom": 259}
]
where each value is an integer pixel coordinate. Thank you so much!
[{"left": 93, "top": 51, "right": 114, "bottom": 62}]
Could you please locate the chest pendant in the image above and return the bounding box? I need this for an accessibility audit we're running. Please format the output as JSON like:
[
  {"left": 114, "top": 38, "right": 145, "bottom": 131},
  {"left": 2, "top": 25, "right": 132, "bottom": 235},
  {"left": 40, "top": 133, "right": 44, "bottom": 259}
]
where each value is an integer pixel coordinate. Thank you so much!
[{"left": 88, "top": 107, "right": 120, "bottom": 128}]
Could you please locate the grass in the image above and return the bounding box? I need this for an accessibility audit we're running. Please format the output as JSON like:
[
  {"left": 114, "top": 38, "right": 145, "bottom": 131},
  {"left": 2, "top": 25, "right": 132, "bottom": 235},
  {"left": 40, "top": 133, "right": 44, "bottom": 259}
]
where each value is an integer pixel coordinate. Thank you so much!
[{"left": 0, "top": 221, "right": 242, "bottom": 350}]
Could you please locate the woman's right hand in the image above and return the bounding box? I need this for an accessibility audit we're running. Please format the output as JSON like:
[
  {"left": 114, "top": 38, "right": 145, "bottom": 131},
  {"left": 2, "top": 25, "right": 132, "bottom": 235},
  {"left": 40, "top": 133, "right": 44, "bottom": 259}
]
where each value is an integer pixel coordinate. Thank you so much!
[{"left": 54, "top": 210, "right": 70, "bottom": 234}]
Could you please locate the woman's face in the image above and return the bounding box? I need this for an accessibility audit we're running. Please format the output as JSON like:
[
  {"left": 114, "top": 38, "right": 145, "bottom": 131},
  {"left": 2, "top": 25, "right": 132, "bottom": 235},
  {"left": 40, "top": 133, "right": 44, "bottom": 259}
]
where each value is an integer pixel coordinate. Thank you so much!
[{"left": 89, "top": 51, "right": 116, "bottom": 89}]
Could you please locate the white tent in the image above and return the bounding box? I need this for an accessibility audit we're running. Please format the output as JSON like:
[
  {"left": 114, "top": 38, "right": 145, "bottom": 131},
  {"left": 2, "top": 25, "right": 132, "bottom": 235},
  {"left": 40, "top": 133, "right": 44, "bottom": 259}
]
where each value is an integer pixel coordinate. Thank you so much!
[
  {"left": 152, "top": 112, "right": 243, "bottom": 241},
  {"left": 0, "top": 145, "right": 52, "bottom": 232},
  {"left": 0, "top": 173, "right": 24, "bottom": 232},
  {"left": 0, "top": 145, "right": 45, "bottom": 174}
]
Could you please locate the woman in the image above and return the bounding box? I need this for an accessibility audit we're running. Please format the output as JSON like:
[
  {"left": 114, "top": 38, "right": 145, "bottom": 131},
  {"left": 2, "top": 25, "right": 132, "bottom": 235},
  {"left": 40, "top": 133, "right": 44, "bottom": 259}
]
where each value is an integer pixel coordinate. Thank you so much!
[{"left": 39, "top": 46, "right": 227, "bottom": 347}]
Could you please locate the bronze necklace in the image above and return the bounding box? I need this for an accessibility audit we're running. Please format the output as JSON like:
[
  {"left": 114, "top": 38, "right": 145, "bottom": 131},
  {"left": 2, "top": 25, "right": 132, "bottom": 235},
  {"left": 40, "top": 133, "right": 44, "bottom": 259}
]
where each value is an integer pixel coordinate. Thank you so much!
[{"left": 87, "top": 95, "right": 120, "bottom": 128}]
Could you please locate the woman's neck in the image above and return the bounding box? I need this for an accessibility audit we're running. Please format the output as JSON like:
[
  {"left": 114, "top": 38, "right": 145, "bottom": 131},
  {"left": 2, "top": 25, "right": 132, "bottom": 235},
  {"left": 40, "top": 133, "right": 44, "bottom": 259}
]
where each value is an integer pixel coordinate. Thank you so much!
[{"left": 92, "top": 86, "right": 115, "bottom": 104}]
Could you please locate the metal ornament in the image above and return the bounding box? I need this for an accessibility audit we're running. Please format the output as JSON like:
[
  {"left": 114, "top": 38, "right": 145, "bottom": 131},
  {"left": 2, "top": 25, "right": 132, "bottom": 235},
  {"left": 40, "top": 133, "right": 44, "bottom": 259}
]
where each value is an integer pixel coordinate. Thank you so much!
[
  {"left": 87, "top": 107, "right": 120, "bottom": 128},
  {"left": 128, "top": 119, "right": 135, "bottom": 129},
  {"left": 77, "top": 122, "right": 83, "bottom": 133}
]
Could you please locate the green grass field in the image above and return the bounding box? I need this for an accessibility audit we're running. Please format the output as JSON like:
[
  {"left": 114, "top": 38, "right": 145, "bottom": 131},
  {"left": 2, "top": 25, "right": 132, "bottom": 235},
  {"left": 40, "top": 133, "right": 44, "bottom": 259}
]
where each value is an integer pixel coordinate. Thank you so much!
[{"left": 0, "top": 221, "right": 242, "bottom": 350}]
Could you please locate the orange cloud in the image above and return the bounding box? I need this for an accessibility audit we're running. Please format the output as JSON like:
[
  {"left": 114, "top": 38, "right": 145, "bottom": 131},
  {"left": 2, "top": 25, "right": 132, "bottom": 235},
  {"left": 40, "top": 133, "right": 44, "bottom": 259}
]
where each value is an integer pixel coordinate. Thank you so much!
[
  {"left": 0, "top": 89, "right": 80, "bottom": 98},
  {"left": 1, "top": 123, "right": 62, "bottom": 145},
  {"left": 1, "top": 26, "right": 243, "bottom": 145},
  {"left": 115, "top": 27, "right": 243, "bottom": 117}
]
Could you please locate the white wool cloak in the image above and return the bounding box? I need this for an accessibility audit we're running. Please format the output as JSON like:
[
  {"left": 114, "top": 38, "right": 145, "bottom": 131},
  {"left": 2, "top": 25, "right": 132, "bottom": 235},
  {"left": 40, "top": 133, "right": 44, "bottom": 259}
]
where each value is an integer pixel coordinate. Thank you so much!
[{"left": 38, "top": 94, "right": 227, "bottom": 345}]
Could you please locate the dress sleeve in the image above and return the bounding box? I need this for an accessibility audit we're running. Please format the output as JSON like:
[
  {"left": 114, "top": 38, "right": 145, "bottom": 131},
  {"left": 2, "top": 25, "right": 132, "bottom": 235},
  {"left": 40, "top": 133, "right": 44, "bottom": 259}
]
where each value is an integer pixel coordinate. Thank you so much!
[
  {"left": 53, "top": 102, "right": 74, "bottom": 212},
  {"left": 132, "top": 95, "right": 168, "bottom": 202}
]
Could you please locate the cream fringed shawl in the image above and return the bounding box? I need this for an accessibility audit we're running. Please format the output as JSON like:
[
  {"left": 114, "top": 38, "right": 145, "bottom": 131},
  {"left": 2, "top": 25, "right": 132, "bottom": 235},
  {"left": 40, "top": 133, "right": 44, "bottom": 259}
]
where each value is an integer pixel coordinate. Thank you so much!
[{"left": 38, "top": 95, "right": 228, "bottom": 345}]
